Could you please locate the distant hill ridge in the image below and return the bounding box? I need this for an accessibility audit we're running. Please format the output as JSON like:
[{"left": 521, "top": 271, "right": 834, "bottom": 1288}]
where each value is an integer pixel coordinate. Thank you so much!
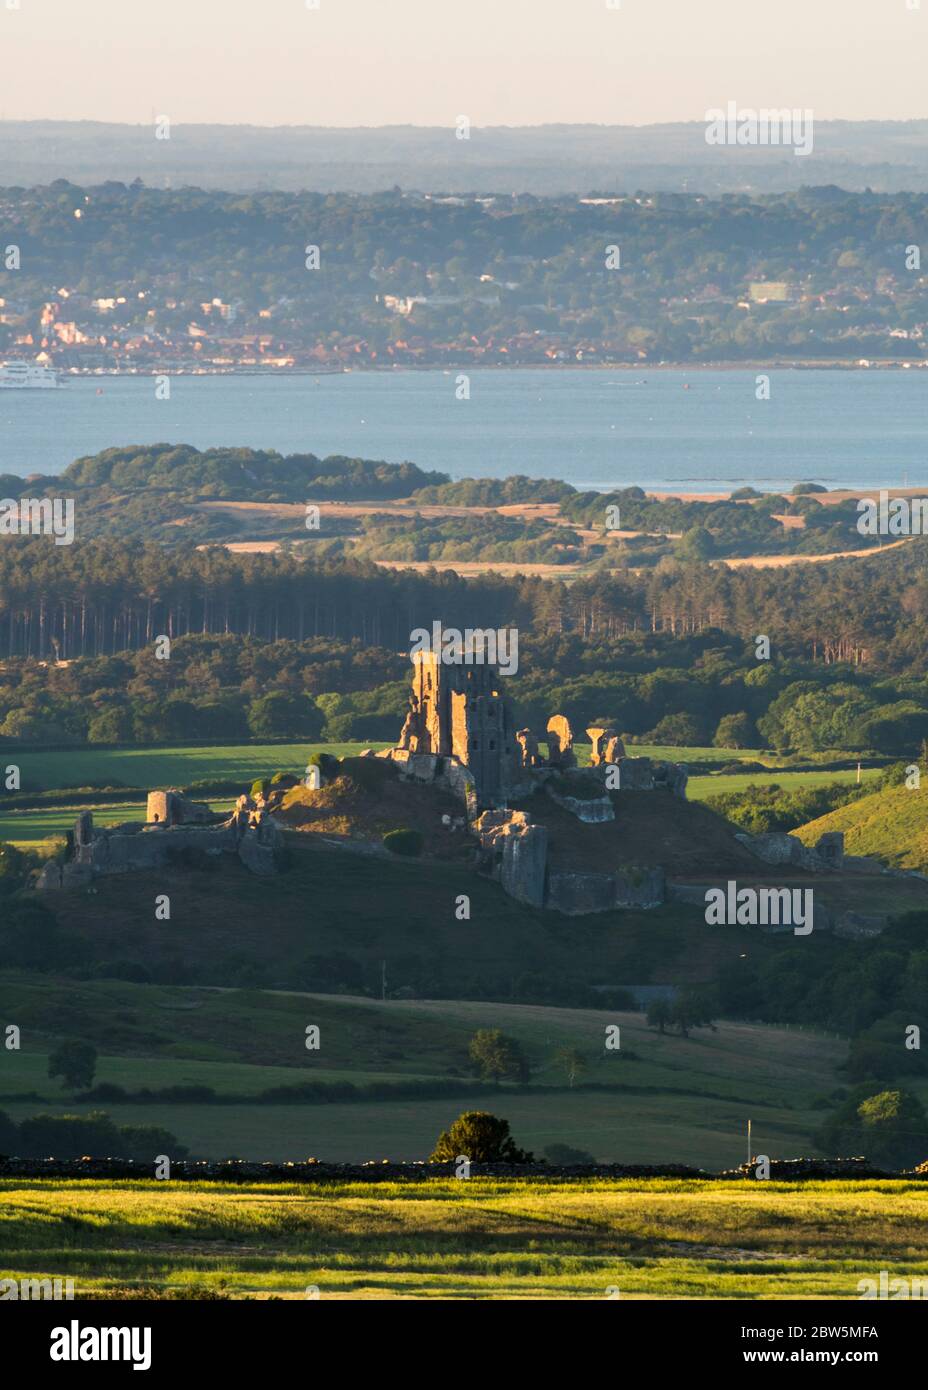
[{"left": 5, "top": 119, "right": 928, "bottom": 192}]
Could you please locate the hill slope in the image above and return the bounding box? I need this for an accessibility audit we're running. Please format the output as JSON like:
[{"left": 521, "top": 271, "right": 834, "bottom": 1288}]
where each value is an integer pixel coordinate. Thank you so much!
[{"left": 796, "top": 785, "right": 928, "bottom": 873}]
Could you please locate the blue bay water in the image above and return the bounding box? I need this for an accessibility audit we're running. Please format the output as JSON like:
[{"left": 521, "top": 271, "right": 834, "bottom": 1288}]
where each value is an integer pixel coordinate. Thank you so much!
[{"left": 1, "top": 368, "right": 926, "bottom": 492}]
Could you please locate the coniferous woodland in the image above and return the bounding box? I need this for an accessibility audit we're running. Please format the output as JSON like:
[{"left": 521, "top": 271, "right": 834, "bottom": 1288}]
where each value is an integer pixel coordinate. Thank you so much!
[
  {"left": 0, "top": 536, "right": 923, "bottom": 661},
  {"left": 1, "top": 537, "right": 927, "bottom": 754}
]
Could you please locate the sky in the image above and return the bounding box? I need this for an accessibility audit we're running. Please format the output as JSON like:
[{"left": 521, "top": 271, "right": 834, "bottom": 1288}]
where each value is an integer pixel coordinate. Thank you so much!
[{"left": 0, "top": 0, "right": 926, "bottom": 128}]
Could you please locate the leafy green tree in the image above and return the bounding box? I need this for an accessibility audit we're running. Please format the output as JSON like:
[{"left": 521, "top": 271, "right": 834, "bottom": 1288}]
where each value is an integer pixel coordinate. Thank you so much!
[
  {"left": 246, "top": 692, "right": 324, "bottom": 739},
  {"left": 553, "top": 1045, "right": 588, "bottom": 1088},
  {"left": 86, "top": 707, "right": 134, "bottom": 744},
  {"left": 713, "top": 712, "right": 756, "bottom": 749},
  {"left": 468, "top": 1029, "right": 530, "bottom": 1086},
  {"left": 647, "top": 999, "right": 674, "bottom": 1034},
  {"left": 48, "top": 1041, "right": 97, "bottom": 1092},
  {"left": 429, "top": 1111, "right": 533, "bottom": 1163},
  {"left": 818, "top": 1088, "right": 928, "bottom": 1169},
  {"left": 0, "top": 842, "right": 26, "bottom": 896},
  {"left": 672, "top": 990, "right": 717, "bottom": 1038}
]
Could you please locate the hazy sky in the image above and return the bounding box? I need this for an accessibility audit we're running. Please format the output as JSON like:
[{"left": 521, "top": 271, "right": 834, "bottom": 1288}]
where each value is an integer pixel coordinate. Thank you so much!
[{"left": 1, "top": 0, "right": 926, "bottom": 127}]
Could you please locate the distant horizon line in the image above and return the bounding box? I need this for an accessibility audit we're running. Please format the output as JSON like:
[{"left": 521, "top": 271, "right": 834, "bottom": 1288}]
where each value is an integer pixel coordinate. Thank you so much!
[{"left": 2, "top": 116, "right": 928, "bottom": 133}]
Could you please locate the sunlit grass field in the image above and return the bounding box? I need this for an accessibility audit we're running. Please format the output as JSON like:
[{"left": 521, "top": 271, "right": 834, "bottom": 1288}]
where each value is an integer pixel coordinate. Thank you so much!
[
  {"left": 2, "top": 1178, "right": 926, "bottom": 1300},
  {"left": 6, "top": 739, "right": 759, "bottom": 795},
  {"left": 687, "top": 767, "right": 881, "bottom": 801},
  {"left": 1, "top": 739, "right": 866, "bottom": 842},
  {"left": 6, "top": 742, "right": 392, "bottom": 793}
]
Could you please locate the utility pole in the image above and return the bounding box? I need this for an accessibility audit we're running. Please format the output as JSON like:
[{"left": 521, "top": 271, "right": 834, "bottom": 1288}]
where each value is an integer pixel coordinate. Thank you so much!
[
  {"left": 381, "top": 960, "right": 387, "bottom": 1001},
  {"left": 747, "top": 1118, "right": 752, "bottom": 1165}
]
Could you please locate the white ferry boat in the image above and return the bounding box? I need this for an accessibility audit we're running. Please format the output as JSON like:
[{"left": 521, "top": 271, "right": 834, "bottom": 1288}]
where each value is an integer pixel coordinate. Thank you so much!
[{"left": 0, "top": 360, "right": 61, "bottom": 389}]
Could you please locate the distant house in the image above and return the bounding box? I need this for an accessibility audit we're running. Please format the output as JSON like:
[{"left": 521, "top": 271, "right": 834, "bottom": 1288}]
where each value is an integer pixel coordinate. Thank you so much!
[{"left": 748, "top": 281, "right": 794, "bottom": 304}]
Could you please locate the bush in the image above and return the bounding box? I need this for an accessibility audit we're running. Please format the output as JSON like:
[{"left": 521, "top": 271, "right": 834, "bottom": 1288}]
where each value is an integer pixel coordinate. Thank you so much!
[
  {"left": 543, "top": 1142, "right": 597, "bottom": 1165},
  {"left": 305, "top": 752, "right": 339, "bottom": 782},
  {"left": 383, "top": 827, "right": 423, "bottom": 857},
  {"left": 429, "top": 1111, "right": 534, "bottom": 1163}
]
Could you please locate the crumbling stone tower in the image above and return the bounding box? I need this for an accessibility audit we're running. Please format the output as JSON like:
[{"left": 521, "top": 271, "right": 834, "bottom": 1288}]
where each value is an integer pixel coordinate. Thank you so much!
[{"left": 401, "top": 652, "right": 519, "bottom": 806}]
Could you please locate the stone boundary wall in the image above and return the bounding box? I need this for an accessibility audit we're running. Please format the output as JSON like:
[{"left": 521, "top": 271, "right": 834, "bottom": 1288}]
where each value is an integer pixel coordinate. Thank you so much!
[{"left": 0, "top": 1157, "right": 918, "bottom": 1183}]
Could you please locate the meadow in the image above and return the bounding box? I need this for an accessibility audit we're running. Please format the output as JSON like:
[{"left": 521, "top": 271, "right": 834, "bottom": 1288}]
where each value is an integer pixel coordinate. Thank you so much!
[
  {"left": 2, "top": 1177, "right": 926, "bottom": 1299},
  {"left": 0, "top": 739, "right": 873, "bottom": 844},
  {"left": 686, "top": 767, "right": 881, "bottom": 801},
  {"left": 0, "top": 985, "right": 850, "bottom": 1167}
]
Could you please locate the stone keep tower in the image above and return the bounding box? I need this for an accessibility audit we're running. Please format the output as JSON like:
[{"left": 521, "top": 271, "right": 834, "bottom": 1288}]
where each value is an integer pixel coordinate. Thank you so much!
[{"left": 402, "top": 652, "right": 519, "bottom": 806}]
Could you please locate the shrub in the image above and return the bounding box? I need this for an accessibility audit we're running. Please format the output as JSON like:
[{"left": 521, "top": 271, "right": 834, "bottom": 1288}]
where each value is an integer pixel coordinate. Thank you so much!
[
  {"left": 543, "top": 1142, "right": 597, "bottom": 1165},
  {"left": 305, "top": 752, "right": 340, "bottom": 782},
  {"left": 383, "top": 827, "right": 423, "bottom": 857},
  {"left": 270, "top": 771, "right": 299, "bottom": 789},
  {"left": 429, "top": 1111, "right": 534, "bottom": 1163}
]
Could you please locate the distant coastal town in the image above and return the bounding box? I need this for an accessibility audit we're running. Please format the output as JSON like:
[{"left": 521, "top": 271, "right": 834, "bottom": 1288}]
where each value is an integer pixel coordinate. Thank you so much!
[{"left": 3, "top": 185, "right": 928, "bottom": 375}]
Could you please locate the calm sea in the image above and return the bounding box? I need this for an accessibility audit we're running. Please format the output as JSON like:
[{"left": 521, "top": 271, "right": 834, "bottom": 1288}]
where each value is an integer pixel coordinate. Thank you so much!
[{"left": 2, "top": 368, "right": 926, "bottom": 492}]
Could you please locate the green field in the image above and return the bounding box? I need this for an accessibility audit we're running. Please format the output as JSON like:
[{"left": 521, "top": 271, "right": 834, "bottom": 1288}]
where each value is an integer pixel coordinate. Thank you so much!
[
  {"left": 0, "top": 800, "right": 236, "bottom": 846},
  {"left": 2, "top": 1177, "right": 926, "bottom": 1299},
  {"left": 0, "top": 983, "right": 851, "bottom": 1167},
  {"left": 7, "top": 742, "right": 392, "bottom": 793},
  {"left": 688, "top": 767, "right": 881, "bottom": 801},
  {"left": 0, "top": 738, "right": 867, "bottom": 845},
  {"left": 7, "top": 739, "right": 752, "bottom": 791}
]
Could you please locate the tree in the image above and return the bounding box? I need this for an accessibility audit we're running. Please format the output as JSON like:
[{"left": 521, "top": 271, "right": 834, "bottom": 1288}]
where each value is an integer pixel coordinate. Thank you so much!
[
  {"left": 647, "top": 999, "right": 674, "bottom": 1034},
  {"left": 553, "top": 1045, "right": 587, "bottom": 1088},
  {"left": 246, "top": 692, "right": 324, "bottom": 739},
  {"left": 87, "top": 707, "right": 134, "bottom": 744},
  {"left": 672, "top": 990, "right": 717, "bottom": 1038},
  {"left": 468, "top": 1029, "right": 529, "bottom": 1086},
  {"left": 817, "top": 1088, "right": 928, "bottom": 1170},
  {"left": 430, "top": 1111, "right": 534, "bottom": 1163},
  {"left": 713, "top": 711, "right": 757, "bottom": 749},
  {"left": 48, "top": 1041, "right": 97, "bottom": 1092},
  {"left": 0, "top": 842, "right": 26, "bottom": 896},
  {"left": 0, "top": 1109, "right": 19, "bottom": 1153}
]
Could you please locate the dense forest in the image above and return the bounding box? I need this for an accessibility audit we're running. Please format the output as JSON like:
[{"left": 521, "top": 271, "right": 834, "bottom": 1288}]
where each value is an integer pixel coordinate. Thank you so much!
[
  {"left": 3, "top": 183, "right": 928, "bottom": 366},
  {"left": 1, "top": 535, "right": 925, "bottom": 661},
  {"left": 2, "top": 540, "right": 928, "bottom": 754}
]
